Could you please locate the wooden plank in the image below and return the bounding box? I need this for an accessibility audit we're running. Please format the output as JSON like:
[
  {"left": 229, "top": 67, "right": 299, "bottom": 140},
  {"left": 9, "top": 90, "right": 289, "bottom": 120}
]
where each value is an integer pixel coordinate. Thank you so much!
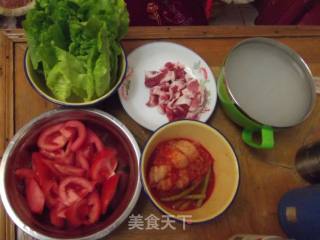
[
  {"left": 125, "top": 26, "right": 320, "bottom": 40},
  {"left": 12, "top": 43, "right": 56, "bottom": 240},
  {"left": 0, "top": 31, "right": 16, "bottom": 240},
  {"left": 14, "top": 43, "right": 56, "bottom": 130},
  {"left": 3, "top": 25, "right": 320, "bottom": 43}
]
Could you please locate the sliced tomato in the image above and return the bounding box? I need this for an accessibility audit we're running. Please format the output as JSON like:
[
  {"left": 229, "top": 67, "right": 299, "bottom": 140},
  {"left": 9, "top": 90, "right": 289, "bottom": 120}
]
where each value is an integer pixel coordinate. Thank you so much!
[
  {"left": 53, "top": 163, "right": 85, "bottom": 177},
  {"left": 56, "top": 152, "right": 75, "bottom": 166},
  {"left": 40, "top": 140, "right": 74, "bottom": 164},
  {"left": 110, "top": 171, "right": 128, "bottom": 210},
  {"left": 79, "top": 143, "right": 95, "bottom": 160},
  {"left": 32, "top": 152, "right": 57, "bottom": 185},
  {"left": 37, "top": 123, "right": 67, "bottom": 151},
  {"left": 50, "top": 203, "right": 66, "bottom": 228},
  {"left": 15, "top": 168, "right": 34, "bottom": 179},
  {"left": 90, "top": 148, "right": 118, "bottom": 182},
  {"left": 84, "top": 191, "right": 101, "bottom": 225},
  {"left": 73, "top": 130, "right": 105, "bottom": 170},
  {"left": 75, "top": 151, "right": 90, "bottom": 171},
  {"left": 35, "top": 155, "right": 76, "bottom": 179},
  {"left": 63, "top": 121, "right": 86, "bottom": 152},
  {"left": 65, "top": 191, "right": 101, "bottom": 227},
  {"left": 65, "top": 200, "right": 84, "bottom": 228},
  {"left": 15, "top": 120, "right": 117, "bottom": 227},
  {"left": 37, "top": 121, "right": 85, "bottom": 154},
  {"left": 87, "top": 130, "right": 104, "bottom": 153},
  {"left": 58, "top": 177, "right": 94, "bottom": 206},
  {"left": 60, "top": 127, "right": 76, "bottom": 140},
  {"left": 40, "top": 148, "right": 65, "bottom": 160},
  {"left": 42, "top": 180, "right": 59, "bottom": 208},
  {"left": 101, "top": 174, "right": 120, "bottom": 214},
  {"left": 26, "top": 178, "right": 45, "bottom": 214}
]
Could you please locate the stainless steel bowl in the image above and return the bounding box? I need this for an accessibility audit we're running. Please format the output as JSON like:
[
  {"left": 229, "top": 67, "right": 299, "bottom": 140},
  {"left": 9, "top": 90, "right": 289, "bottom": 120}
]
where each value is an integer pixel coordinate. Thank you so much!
[{"left": 0, "top": 109, "right": 141, "bottom": 240}]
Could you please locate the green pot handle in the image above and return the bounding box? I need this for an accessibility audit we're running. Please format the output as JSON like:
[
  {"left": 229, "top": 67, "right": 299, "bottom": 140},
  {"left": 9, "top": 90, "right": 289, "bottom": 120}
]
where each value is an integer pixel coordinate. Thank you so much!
[{"left": 242, "top": 126, "right": 274, "bottom": 149}]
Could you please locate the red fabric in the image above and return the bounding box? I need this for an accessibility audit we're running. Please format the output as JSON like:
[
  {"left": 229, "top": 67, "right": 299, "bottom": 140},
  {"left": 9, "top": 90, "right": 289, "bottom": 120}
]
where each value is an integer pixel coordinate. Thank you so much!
[
  {"left": 204, "top": 0, "right": 214, "bottom": 20},
  {"left": 299, "top": 2, "right": 320, "bottom": 25},
  {"left": 255, "top": 0, "right": 314, "bottom": 25},
  {"left": 254, "top": 0, "right": 317, "bottom": 25},
  {"left": 277, "top": 0, "right": 313, "bottom": 24},
  {"left": 126, "top": 0, "right": 209, "bottom": 26}
]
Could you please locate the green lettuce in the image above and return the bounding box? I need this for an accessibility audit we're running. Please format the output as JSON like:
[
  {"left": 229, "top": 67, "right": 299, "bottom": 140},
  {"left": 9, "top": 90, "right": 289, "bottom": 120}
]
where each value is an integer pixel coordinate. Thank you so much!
[{"left": 23, "top": 0, "right": 129, "bottom": 102}]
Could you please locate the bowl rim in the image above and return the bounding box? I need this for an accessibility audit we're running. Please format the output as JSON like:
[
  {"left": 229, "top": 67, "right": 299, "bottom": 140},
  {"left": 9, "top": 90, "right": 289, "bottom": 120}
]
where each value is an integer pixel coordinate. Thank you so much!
[
  {"left": 24, "top": 46, "right": 128, "bottom": 107},
  {"left": 140, "top": 119, "right": 241, "bottom": 224},
  {"left": 0, "top": 108, "right": 141, "bottom": 240}
]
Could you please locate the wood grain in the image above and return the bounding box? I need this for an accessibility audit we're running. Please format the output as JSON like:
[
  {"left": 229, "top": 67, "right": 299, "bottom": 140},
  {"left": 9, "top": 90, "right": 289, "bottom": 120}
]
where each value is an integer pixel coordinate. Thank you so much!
[
  {"left": 125, "top": 26, "right": 320, "bottom": 39},
  {"left": 3, "top": 25, "right": 320, "bottom": 42},
  {"left": 0, "top": 31, "right": 16, "bottom": 240},
  {"left": 1, "top": 27, "right": 320, "bottom": 240}
]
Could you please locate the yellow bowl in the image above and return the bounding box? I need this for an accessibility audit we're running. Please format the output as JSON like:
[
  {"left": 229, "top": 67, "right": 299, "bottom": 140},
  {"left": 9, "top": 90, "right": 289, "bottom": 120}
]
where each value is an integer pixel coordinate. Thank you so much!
[{"left": 141, "top": 120, "right": 240, "bottom": 223}]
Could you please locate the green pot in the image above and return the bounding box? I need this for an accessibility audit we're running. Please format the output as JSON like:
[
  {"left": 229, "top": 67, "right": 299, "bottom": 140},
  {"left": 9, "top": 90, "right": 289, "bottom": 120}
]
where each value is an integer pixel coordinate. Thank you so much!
[
  {"left": 217, "top": 38, "right": 316, "bottom": 149},
  {"left": 218, "top": 70, "right": 274, "bottom": 149}
]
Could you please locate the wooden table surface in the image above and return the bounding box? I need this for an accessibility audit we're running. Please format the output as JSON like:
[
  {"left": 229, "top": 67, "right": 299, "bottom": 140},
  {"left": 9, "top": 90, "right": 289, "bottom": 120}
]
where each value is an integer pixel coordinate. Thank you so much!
[{"left": 1, "top": 26, "right": 320, "bottom": 240}]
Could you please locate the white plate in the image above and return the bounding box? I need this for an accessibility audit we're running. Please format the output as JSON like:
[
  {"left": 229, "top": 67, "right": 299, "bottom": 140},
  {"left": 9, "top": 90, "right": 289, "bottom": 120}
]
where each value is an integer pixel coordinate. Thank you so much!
[{"left": 118, "top": 42, "right": 217, "bottom": 131}]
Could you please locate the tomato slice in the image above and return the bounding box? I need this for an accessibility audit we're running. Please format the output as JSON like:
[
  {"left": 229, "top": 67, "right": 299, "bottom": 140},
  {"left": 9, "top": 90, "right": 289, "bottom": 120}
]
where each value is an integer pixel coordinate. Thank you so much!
[
  {"left": 41, "top": 147, "right": 75, "bottom": 166},
  {"left": 74, "top": 130, "right": 105, "bottom": 171},
  {"left": 110, "top": 171, "right": 128, "bottom": 210},
  {"left": 32, "top": 153, "right": 57, "bottom": 185},
  {"left": 90, "top": 148, "right": 118, "bottom": 182},
  {"left": 50, "top": 203, "right": 66, "bottom": 228},
  {"left": 42, "top": 180, "right": 59, "bottom": 208},
  {"left": 34, "top": 154, "right": 79, "bottom": 179},
  {"left": 87, "top": 130, "right": 104, "bottom": 153},
  {"left": 53, "top": 163, "right": 85, "bottom": 177},
  {"left": 84, "top": 191, "right": 101, "bottom": 225},
  {"left": 26, "top": 178, "right": 45, "bottom": 214},
  {"left": 40, "top": 148, "right": 65, "bottom": 160},
  {"left": 38, "top": 120, "right": 86, "bottom": 154},
  {"left": 63, "top": 121, "right": 86, "bottom": 152},
  {"left": 15, "top": 168, "right": 34, "bottom": 179},
  {"left": 56, "top": 152, "right": 75, "bottom": 166},
  {"left": 58, "top": 177, "right": 94, "bottom": 206},
  {"left": 101, "top": 174, "right": 120, "bottom": 214},
  {"left": 37, "top": 123, "right": 67, "bottom": 151},
  {"left": 60, "top": 127, "right": 76, "bottom": 140},
  {"left": 75, "top": 151, "right": 90, "bottom": 171},
  {"left": 65, "top": 191, "right": 101, "bottom": 227},
  {"left": 65, "top": 200, "right": 83, "bottom": 228}
]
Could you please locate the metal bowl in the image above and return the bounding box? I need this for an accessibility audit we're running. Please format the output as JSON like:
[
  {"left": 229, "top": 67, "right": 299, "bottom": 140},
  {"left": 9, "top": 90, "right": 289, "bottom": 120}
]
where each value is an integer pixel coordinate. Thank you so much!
[
  {"left": 24, "top": 47, "right": 127, "bottom": 107},
  {"left": 0, "top": 109, "right": 141, "bottom": 240}
]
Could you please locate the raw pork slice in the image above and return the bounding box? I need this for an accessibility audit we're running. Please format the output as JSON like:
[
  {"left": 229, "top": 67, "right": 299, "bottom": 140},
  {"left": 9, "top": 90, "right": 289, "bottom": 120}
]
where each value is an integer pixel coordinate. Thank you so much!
[{"left": 145, "top": 62, "right": 208, "bottom": 121}]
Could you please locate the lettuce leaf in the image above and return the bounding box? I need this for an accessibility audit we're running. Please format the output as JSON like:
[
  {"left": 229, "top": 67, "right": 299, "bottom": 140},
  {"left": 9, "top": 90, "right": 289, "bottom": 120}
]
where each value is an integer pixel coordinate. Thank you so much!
[{"left": 23, "top": 0, "right": 129, "bottom": 102}]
